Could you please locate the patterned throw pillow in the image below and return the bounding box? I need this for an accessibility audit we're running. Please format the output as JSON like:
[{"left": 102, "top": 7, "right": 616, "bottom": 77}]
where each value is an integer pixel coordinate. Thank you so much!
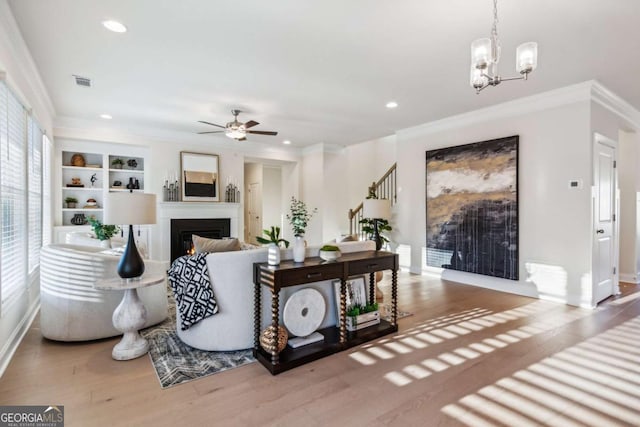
[{"left": 192, "top": 235, "right": 241, "bottom": 254}]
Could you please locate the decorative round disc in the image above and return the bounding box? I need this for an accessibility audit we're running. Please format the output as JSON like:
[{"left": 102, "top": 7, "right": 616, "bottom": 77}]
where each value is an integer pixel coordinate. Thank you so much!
[{"left": 283, "top": 288, "right": 326, "bottom": 337}]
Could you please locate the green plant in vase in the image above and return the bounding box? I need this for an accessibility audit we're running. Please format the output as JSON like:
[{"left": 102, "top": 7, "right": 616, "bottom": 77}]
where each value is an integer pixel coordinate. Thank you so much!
[
  {"left": 111, "top": 158, "right": 124, "bottom": 169},
  {"left": 87, "top": 216, "right": 120, "bottom": 241},
  {"left": 65, "top": 197, "right": 78, "bottom": 208},
  {"left": 256, "top": 226, "right": 289, "bottom": 248},
  {"left": 287, "top": 197, "right": 317, "bottom": 262},
  {"left": 257, "top": 226, "right": 289, "bottom": 266}
]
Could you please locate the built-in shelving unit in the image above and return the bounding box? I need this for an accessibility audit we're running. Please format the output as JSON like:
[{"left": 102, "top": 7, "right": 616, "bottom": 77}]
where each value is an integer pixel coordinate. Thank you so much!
[{"left": 59, "top": 150, "right": 147, "bottom": 226}]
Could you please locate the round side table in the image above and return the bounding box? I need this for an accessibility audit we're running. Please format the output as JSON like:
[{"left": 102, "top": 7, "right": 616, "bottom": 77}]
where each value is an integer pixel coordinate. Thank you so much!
[{"left": 94, "top": 274, "right": 164, "bottom": 361}]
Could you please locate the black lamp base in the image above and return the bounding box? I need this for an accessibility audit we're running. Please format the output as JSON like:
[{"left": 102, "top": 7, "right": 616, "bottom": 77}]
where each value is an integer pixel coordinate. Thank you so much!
[
  {"left": 373, "top": 219, "right": 383, "bottom": 251},
  {"left": 117, "top": 224, "right": 145, "bottom": 279}
]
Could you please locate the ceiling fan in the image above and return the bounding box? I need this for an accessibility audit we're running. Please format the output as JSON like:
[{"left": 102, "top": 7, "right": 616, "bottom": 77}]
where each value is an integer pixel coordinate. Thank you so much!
[{"left": 197, "top": 109, "right": 278, "bottom": 141}]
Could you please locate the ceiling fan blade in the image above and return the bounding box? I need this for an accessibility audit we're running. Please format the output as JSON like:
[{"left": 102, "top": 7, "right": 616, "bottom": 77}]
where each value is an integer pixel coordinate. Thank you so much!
[
  {"left": 237, "top": 137, "right": 247, "bottom": 141},
  {"left": 197, "top": 131, "right": 225, "bottom": 134},
  {"left": 246, "top": 130, "right": 278, "bottom": 136},
  {"left": 244, "top": 120, "right": 259, "bottom": 129},
  {"left": 197, "top": 120, "right": 226, "bottom": 129}
]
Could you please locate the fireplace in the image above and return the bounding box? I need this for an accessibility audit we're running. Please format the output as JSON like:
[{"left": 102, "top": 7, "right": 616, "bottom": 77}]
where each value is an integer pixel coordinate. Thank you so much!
[{"left": 170, "top": 218, "right": 231, "bottom": 262}]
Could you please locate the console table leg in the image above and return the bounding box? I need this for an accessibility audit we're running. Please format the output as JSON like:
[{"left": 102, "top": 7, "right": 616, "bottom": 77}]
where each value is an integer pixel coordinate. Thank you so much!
[
  {"left": 254, "top": 282, "right": 261, "bottom": 351},
  {"left": 369, "top": 272, "right": 375, "bottom": 305},
  {"left": 271, "top": 289, "right": 280, "bottom": 365},
  {"left": 340, "top": 278, "right": 347, "bottom": 344},
  {"left": 391, "top": 269, "right": 398, "bottom": 326}
]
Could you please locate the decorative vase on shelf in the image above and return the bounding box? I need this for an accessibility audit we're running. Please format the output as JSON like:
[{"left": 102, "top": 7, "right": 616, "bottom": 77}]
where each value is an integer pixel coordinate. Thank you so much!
[
  {"left": 293, "top": 235, "right": 305, "bottom": 263},
  {"left": 267, "top": 243, "right": 281, "bottom": 266},
  {"left": 70, "top": 213, "right": 87, "bottom": 225}
]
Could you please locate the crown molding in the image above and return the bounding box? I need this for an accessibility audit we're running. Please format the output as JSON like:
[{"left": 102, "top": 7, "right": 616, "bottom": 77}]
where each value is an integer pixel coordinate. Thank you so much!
[
  {"left": 0, "top": 1, "right": 56, "bottom": 125},
  {"left": 591, "top": 80, "right": 640, "bottom": 130},
  {"left": 397, "top": 81, "right": 598, "bottom": 140}
]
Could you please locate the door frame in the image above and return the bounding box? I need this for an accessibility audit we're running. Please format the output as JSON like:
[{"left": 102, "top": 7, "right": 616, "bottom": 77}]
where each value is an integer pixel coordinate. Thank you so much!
[{"left": 592, "top": 132, "right": 620, "bottom": 307}]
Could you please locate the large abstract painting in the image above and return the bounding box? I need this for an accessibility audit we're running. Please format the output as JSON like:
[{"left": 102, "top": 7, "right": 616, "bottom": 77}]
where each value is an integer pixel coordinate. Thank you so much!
[{"left": 426, "top": 136, "right": 518, "bottom": 280}]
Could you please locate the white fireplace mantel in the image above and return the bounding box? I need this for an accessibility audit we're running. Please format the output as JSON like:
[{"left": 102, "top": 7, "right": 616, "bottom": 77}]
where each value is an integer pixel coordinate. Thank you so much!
[{"left": 153, "top": 202, "right": 241, "bottom": 261}]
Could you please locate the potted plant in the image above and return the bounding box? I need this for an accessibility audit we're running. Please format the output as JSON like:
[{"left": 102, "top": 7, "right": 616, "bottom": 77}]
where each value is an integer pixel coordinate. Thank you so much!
[
  {"left": 87, "top": 216, "right": 120, "bottom": 247},
  {"left": 359, "top": 218, "right": 392, "bottom": 247},
  {"left": 256, "top": 226, "right": 289, "bottom": 265},
  {"left": 65, "top": 197, "right": 78, "bottom": 208},
  {"left": 346, "top": 302, "right": 380, "bottom": 331},
  {"left": 359, "top": 187, "right": 392, "bottom": 250},
  {"left": 287, "top": 197, "right": 317, "bottom": 262},
  {"left": 111, "top": 158, "right": 124, "bottom": 169},
  {"left": 319, "top": 244, "right": 341, "bottom": 262}
]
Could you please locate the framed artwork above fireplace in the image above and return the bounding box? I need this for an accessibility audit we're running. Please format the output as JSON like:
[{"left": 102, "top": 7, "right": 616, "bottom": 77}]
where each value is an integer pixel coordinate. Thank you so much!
[{"left": 180, "top": 151, "right": 220, "bottom": 201}]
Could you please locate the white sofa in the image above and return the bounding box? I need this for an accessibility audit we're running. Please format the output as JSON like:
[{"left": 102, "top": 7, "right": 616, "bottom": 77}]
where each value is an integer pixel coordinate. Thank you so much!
[
  {"left": 40, "top": 244, "right": 169, "bottom": 341},
  {"left": 176, "top": 240, "right": 376, "bottom": 351}
]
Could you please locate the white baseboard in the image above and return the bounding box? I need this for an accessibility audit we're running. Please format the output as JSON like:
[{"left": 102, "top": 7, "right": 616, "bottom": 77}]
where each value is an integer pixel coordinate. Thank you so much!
[
  {"left": 0, "top": 299, "right": 40, "bottom": 378},
  {"left": 619, "top": 273, "right": 639, "bottom": 284}
]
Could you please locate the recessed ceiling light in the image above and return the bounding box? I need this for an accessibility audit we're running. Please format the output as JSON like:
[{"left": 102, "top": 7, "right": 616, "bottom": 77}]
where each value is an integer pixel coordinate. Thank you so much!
[
  {"left": 386, "top": 101, "right": 398, "bottom": 109},
  {"left": 283, "top": 140, "right": 291, "bottom": 145},
  {"left": 100, "top": 114, "right": 112, "bottom": 120},
  {"left": 102, "top": 20, "right": 127, "bottom": 33}
]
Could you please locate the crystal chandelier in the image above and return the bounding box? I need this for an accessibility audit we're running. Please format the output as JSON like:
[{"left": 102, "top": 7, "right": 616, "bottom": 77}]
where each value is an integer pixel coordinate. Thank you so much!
[{"left": 470, "top": 0, "right": 538, "bottom": 93}]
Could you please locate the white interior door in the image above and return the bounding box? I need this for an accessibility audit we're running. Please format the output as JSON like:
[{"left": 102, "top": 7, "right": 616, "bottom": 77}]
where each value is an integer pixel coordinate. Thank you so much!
[
  {"left": 247, "top": 182, "right": 262, "bottom": 245},
  {"left": 593, "top": 136, "right": 617, "bottom": 305}
]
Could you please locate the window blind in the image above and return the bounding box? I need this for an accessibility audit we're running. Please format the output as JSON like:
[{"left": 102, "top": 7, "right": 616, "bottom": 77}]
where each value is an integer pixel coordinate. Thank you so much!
[
  {"left": 0, "top": 81, "right": 28, "bottom": 308},
  {"left": 42, "top": 134, "right": 52, "bottom": 247},
  {"left": 28, "top": 117, "right": 43, "bottom": 274}
]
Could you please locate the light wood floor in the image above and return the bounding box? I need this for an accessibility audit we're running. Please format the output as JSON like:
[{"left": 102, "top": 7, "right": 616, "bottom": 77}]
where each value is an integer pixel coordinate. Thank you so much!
[{"left": 1, "top": 273, "right": 639, "bottom": 426}]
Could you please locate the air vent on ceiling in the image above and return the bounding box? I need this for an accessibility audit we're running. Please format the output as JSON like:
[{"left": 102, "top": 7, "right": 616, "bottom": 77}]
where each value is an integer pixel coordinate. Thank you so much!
[{"left": 73, "top": 75, "right": 91, "bottom": 87}]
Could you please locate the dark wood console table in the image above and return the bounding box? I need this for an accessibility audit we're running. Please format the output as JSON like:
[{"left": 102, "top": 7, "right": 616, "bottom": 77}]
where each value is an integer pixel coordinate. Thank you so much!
[{"left": 253, "top": 250, "right": 399, "bottom": 374}]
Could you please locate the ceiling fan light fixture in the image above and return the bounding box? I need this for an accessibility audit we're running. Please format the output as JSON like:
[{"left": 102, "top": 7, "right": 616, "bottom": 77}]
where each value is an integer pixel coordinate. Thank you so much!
[{"left": 225, "top": 125, "right": 246, "bottom": 139}]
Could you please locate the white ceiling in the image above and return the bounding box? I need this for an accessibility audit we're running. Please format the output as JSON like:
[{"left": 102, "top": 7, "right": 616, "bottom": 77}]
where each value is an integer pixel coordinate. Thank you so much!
[{"left": 7, "top": 0, "right": 640, "bottom": 147}]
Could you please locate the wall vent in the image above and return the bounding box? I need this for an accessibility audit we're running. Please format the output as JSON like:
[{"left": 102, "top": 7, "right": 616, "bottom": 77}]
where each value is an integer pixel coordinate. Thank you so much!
[{"left": 73, "top": 75, "right": 91, "bottom": 87}]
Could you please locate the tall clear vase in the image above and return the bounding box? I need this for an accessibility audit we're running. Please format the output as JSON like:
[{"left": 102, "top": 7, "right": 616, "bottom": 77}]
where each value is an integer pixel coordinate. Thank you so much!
[{"left": 293, "top": 235, "right": 305, "bottom": 263}]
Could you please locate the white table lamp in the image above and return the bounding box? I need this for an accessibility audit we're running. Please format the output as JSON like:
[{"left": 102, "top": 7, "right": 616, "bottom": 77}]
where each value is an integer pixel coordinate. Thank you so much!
[
  {"left": 363, "top": 198, "right": 391, "bottom": 250},
  {"left": 105, "top": 192, "right": 157, "bottom": 279}
]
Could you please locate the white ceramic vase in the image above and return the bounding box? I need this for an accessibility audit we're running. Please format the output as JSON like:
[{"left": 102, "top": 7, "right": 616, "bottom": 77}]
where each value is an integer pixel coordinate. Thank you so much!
[
  {"left": 293, "top": 235, "right": 305, "bottom": 263},
  {"left": 267, "top": 243, "right": 281, "bottom": 265}
]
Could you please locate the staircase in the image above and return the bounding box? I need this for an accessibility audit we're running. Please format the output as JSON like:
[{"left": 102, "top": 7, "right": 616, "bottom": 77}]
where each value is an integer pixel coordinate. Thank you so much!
[{"left": 348, "top": 163, "right": 397, "bottom": 236}]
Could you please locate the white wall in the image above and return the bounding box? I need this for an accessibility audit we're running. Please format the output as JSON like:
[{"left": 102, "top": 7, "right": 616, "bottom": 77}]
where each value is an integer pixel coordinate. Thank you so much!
[
  {"left": 396, "top": 99, "right": 594, "bottom": 307},
  {"left": 344, "top": 135, "right": 397, "bottom": 208},
  {"left": 322, "top": 150, "right": 349, "bottom": 241},
  {"left": 300, "top": 146, "right": 325, "bottom": 245},
  {"left": 244, "top": 162, "right": 263, "bottom": 243},
  {"left": 617, "top": 130, "right": 640, "bottom": 282},
  {"left": 262, "top": 166, "right": 283, "bottom": 233}
]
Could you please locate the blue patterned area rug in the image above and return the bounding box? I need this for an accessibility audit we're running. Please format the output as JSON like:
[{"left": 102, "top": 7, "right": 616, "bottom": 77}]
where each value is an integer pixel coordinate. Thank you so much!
[{"left": 141, "top": 299, "right": 255, "bottom": 389}]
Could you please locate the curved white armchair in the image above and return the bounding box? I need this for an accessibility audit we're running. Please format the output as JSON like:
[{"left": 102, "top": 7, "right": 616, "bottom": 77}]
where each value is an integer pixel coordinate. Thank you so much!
[{"left": 40, "top": 244, "right": 169, "bottom": 341}]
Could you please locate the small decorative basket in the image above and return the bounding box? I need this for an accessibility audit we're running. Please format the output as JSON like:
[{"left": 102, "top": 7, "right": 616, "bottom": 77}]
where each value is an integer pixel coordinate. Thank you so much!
[
  {"left": 70, "top": 153, "right": 86, "bottom": 167},
  {"left": 260, "top": 325, "right": 288, "bottom": 354}
]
